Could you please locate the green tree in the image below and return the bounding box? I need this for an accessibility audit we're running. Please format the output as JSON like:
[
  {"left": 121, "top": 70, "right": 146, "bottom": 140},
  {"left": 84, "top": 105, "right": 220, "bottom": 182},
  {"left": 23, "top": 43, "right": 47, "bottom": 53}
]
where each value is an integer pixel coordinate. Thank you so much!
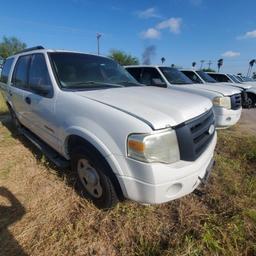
[
  {"left": 108, "top": 49, "right": 139, "bottom": 66},
  {"left": 0, "top": 36, "right": 27, "bottom": 58},
  {"left": 202, "top": 68, "right": 216, "bottom": 72}
]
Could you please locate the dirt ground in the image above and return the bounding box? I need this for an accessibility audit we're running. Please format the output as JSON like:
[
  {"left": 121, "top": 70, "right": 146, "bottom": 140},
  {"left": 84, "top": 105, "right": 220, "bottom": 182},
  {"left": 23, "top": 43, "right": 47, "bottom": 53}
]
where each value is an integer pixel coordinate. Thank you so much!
[{"left": 238, "top": 109, "right": 256, "bottom": 135}]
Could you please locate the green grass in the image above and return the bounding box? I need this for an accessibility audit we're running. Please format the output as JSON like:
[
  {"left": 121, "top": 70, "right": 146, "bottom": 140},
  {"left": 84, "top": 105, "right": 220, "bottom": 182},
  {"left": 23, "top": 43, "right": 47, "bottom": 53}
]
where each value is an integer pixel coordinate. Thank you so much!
[{"left": 0, "top": 93, "right": 8, "bottom": 115}]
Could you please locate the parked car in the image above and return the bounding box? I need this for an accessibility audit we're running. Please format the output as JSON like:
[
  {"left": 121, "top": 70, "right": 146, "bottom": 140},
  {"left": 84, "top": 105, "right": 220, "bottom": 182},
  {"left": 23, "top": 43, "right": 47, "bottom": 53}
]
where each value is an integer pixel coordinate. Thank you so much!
[
  {"left": 181, "top": 69, "right": 252, "bottom": 108},
  {"left": 125, "top": 66, "right": 242, "bottom": 129},
  {"left": 0, "top": 47, "right": 217, "bottom": 209},
  {"left": 234, "top": 75, "right": 256, "bottom": 87},
  {"left": 207, "top": 72, "right": 256, "bottom": 108}
]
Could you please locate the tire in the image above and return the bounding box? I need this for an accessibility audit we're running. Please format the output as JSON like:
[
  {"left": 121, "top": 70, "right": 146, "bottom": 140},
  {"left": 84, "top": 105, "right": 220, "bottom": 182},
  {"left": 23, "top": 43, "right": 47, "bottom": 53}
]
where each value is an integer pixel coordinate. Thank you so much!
[
  {"left": 8, "top": 106, "right": 21, "bottom": 130},
  {"left": 71, "top": 146, "right": 119, "bottom": 209}
]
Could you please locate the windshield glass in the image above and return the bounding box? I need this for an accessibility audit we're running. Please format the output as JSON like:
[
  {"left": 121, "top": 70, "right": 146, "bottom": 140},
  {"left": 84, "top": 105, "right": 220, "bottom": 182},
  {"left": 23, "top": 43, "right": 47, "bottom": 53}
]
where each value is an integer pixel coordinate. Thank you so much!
[
  {"left": 196, "top": 71, "right": 217, "bottom": 83},
  {"left": 159, "top": 67, "right": 193, "bottom": 84},
  {"left": 235, "top": 76, "right": 244, "bottom": 82},
  {"left": 243, "top": 76, "right": 254, "bottom": 82},
  {"left": 228, "top": 74, "right": 241, "bottom": 83},
  {"left": 49, "top": 52, "right": 140, "bottom": 89}
]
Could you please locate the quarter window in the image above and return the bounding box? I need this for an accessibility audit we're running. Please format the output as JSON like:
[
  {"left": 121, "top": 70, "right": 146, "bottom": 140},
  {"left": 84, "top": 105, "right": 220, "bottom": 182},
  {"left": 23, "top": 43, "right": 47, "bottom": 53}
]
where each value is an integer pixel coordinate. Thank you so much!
[
  {"left": 12, "top": 55, "right": 31, "bottom": 89},
  {"left": 0, "top": 58, "right": 14, "bottom": 84}
]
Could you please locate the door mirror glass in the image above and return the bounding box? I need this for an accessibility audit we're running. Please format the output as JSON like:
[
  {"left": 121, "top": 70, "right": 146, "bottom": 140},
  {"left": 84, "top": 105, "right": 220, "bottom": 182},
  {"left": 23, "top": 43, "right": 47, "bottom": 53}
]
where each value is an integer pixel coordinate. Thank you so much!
[
  {"left": 152, "top": 78, "right": 167, "bottom": 87},
  {"left": 31, "top": 84, "right": 51, "bottom": 96}
]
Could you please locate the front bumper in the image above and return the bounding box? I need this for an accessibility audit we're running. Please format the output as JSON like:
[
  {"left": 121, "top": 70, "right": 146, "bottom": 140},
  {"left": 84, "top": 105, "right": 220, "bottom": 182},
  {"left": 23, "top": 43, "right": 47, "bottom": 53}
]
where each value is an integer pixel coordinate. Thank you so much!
[
  {"left": 214, "top": 107, "right": 242, "bottom": 128},
  {"left": 116, "top": 132, "right": 217, "bottom": 204}
]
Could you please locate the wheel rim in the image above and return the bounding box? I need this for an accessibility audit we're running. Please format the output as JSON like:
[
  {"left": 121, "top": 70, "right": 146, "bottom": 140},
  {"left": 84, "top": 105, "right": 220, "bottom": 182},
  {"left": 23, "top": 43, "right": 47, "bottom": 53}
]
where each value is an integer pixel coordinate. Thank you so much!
[{"left": 77, "top": 159, "right": 103, "bottom": 198}]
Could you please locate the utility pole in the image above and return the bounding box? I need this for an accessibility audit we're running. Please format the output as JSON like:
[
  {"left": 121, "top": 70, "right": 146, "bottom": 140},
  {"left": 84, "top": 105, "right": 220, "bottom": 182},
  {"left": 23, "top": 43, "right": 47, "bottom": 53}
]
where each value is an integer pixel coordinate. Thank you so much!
[
  {"left": 200, "top": 60, "right": 205, "bottom": 70},
  {"left": 96, "top": 33, "right": 102, "bottom": 55}
]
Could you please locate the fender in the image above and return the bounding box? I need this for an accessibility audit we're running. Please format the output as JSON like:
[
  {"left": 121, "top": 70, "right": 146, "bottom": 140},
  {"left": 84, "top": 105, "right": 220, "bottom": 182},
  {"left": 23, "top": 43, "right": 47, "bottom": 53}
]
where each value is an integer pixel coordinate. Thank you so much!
[
  {"left": 63, "top": 126, "right": 125, "bottom": 176},
  {"left": 247, "top": 87, "right": 256, "bottom": 94}
]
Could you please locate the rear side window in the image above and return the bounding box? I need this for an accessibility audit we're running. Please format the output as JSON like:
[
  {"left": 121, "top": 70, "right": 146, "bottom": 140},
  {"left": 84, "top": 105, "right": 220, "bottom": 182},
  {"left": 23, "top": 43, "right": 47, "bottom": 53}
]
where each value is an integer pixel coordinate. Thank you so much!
[
  {"left": 12, "top": 55, "right": 31, "bottom": 89},
  {"left": 0, "top": 58, "right": 14, "bottom": 84}
]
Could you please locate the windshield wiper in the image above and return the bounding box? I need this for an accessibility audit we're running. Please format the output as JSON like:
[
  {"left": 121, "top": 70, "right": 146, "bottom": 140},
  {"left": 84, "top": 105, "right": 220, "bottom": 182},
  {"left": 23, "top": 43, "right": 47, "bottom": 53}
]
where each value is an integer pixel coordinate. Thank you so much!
[
  {"left": 117, "top": 81, "right": 142, "bottom": 86},
  {"left": 63, "top": 81, "right": 124, "bottom": 89}
]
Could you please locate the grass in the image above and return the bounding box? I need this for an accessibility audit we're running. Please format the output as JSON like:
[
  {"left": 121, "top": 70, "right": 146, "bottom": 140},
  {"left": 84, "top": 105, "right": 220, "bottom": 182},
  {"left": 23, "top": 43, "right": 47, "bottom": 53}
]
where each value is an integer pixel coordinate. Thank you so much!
[
  {"left": 0, "top": 93, "right": 8, "bottom": 115},
  {"left": 0, "top": 101, "right": 255, "bottom": 255}
]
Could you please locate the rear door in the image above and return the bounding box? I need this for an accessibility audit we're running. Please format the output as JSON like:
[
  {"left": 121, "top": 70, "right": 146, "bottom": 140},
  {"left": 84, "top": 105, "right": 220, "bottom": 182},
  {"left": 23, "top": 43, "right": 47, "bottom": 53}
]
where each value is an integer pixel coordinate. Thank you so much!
[{"left": 10, "top": 55, "right": 32, "bottom": 129}]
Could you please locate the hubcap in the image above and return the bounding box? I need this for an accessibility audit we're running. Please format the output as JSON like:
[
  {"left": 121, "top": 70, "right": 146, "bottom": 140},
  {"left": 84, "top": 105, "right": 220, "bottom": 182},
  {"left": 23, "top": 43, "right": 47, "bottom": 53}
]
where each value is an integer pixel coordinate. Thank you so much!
[{"left": 77, "top": 159, "right": 103, "bottom": 198}]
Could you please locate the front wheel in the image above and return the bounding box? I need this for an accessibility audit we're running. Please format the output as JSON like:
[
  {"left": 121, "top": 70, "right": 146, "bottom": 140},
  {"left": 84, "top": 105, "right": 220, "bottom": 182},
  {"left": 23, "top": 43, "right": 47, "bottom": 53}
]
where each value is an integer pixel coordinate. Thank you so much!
[
  {"left": 71, "top": 146, "right": 119, "bottom": 209},
  {"left": 8, "top": 106, "right": 21, "bottom": 130}
]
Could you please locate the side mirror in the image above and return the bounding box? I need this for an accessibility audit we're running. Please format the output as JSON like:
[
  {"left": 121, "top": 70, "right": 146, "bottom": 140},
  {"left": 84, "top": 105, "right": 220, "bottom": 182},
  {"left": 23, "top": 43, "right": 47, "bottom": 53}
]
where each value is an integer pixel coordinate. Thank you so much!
[
  {"left": 152, "top": 78, "right": 167, "bottom": 88},
  {"left": 31, "top": 84, "right": 52, "bottom": 97}
]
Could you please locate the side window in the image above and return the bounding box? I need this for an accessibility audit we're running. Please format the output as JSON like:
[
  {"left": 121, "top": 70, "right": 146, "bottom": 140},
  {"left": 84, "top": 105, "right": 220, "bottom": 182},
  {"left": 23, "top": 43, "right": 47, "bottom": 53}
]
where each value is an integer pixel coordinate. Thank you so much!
[
  {"left": 12, "top": 55, "right": 31, "bottom": 89},
  {"left": 182, "top": 71, "right": 202, "bottom": 84},
  {"left": 209, "top": 74, "right": 230, "bottom": 83},
  {"left": 141, "top": 68, "right": 166, "bottom": 87},
  {"left": 0, "top": 58, "right": 14, "bottom": 84},
  {"left": 126, "top": 68, "right": 142, "bottom": 82},
  {"left": 28, "top": 54, "right": 53, "bottom": 97}
]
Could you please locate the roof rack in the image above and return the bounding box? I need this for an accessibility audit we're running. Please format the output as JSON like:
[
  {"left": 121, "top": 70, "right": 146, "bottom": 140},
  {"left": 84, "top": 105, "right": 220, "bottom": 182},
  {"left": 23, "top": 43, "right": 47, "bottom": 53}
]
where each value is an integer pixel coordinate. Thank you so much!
[{"left": 15, "top": 46, "right": 45, "bottom": 54}]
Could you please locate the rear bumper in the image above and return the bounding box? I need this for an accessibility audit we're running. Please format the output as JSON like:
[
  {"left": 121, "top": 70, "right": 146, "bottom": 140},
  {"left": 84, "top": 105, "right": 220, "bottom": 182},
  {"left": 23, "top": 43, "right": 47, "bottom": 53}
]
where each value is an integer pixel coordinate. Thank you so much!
[
  {"left": 116, "top": 133, "right": 217, "bottom": 204},
  {"left": 214, "top": 107, "right": 242, "bottom": 128}
]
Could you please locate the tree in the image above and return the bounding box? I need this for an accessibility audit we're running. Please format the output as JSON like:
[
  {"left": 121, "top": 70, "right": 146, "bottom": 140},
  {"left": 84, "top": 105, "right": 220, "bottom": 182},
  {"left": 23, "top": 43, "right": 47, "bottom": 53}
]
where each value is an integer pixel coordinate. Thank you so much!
[
  {"left": 108, "top": 50, "right": 139, "bottom": 66},
  {"left": 217, "top": 58, "right": 223, "bottom": 72},
  {"left": 202, "top": 68, "right": 216, "bottom": 72},
  {"left": 0, "top": 36, "right": 27, "bottom": 58}
]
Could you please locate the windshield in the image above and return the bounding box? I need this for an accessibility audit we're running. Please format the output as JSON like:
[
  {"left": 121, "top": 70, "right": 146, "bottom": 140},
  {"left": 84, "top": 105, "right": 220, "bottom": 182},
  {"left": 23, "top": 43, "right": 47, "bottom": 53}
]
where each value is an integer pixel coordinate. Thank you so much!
[
  {"left": 243, "top": 76, "right": 254, "bottom": 82},
  {"left": 49, "top": 52, "right": 140, "bottom": 89},
  {"left": 196, "top": 71, "right": 217, "bottom": 83},
  {"left": 235, "top": 76, "right": 244, "bottom": 82},
  {"left": 159, "top": 67, "right": 193, "bottom": 84},
  {"left": 228, "top": 74, "right": 241, "bottom": 83}
]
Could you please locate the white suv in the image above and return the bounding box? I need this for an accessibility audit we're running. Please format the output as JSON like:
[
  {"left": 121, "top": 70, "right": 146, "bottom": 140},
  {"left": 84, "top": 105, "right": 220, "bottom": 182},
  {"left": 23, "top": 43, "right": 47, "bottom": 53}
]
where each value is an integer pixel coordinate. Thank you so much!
[
  {"left": 125, "top": 66, "right": 242, "bottom": 129},
  {"left": 206, "top": 72, "right": 256, "bottom": 108},
  {"left": 0, "top": 47, "right": 216, "bottom": 209}
]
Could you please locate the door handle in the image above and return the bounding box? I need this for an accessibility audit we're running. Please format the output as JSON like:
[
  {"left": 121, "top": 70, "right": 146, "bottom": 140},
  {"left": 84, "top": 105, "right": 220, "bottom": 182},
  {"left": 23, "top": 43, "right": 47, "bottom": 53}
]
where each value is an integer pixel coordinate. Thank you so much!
[{"left": 25, "top": 97, "right": 31, "bottom": 105}]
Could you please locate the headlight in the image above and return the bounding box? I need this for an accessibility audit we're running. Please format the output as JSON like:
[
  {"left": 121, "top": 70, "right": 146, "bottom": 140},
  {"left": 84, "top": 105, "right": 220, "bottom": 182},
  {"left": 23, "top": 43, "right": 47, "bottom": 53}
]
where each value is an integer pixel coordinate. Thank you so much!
[
  {"left": 127, "top": 129, "right": 180, "bottom": 164},
  {"left": 212, "top": 96, "right": 231, "bottom": 109}
]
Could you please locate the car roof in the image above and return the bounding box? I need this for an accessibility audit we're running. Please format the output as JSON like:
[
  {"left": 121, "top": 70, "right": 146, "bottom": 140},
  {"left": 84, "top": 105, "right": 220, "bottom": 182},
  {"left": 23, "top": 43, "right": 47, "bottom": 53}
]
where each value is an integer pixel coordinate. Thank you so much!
[{"left": 6, "top": 48, "right": 108, "bottom": 60}]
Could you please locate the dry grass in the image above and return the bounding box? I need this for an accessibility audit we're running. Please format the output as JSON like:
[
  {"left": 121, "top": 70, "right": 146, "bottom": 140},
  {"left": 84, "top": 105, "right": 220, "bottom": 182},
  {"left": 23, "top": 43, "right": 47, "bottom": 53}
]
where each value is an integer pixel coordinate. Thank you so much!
[
  {"left": 0, "top": 93, "right": 8, "bottom": 115},
  {"left": 0, "top": 109, "right": 256, "bottom": 255}
]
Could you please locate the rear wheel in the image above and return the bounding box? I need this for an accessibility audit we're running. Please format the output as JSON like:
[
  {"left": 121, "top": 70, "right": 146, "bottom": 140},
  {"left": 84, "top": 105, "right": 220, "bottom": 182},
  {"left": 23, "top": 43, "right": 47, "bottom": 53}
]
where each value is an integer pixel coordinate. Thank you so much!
[{"left": 71, "top": 146, "right": 119, "bottom": 209}]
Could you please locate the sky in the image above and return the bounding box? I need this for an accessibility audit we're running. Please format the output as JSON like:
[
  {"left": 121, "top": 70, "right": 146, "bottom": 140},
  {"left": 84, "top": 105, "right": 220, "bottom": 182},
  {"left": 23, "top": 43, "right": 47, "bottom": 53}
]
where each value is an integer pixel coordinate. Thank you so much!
[{"left": 1, "top": 0, "right": 256, "bottom": 74}]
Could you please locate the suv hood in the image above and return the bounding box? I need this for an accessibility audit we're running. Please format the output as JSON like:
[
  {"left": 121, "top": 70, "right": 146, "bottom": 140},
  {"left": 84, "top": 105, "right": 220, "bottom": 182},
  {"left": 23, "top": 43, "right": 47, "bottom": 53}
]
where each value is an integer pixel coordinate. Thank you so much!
[
  {"left": 219, "top": 82, "right": 252, "bottom": 90},
  {"left": 179, "top": 83, "right": 241, "bottom": 96},
  {"left": 75, "top": 86, "right": 212, "bottom": 130}
]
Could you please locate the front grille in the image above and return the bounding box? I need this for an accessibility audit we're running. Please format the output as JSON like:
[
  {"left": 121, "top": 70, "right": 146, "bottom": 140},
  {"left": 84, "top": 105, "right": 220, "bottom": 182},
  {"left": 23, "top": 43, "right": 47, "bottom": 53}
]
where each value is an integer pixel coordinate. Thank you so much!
[
  {"left": 175, "top": 109, "right": 215, "bottom": 161},
  {"left": 230, "top": 94, "right": 242, "bottom": 110}
]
